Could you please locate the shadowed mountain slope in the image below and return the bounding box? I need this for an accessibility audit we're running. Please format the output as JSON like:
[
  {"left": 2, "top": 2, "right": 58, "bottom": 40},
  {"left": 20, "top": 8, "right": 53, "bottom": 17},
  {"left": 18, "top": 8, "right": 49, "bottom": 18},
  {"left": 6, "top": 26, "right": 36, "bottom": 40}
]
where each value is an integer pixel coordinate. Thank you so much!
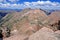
[{"left": 47, "top": 11, "right": 60, "bottom": 24}]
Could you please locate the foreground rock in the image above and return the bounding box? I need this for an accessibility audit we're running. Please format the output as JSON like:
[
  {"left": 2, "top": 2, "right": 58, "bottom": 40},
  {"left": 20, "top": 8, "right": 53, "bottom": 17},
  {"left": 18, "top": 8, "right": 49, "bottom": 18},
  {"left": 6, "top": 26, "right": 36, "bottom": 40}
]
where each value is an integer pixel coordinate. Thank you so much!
[
  {"left": 4, "top": 34, "right": 28, "bottom": 40},
  {"left": 55, "top": 30, "right": 60, "bottom": 34},
  {"left": 29, "top": 27, "right": 59, "bottom": 40}
]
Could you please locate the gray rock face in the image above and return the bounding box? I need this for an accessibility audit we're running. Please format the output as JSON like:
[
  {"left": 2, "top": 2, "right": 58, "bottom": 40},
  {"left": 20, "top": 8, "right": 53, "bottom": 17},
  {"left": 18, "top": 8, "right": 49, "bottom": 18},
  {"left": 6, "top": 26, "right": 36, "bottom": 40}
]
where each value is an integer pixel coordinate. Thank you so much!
[{"left": 29, "top": 27, "right": 60, "bottom": 40}]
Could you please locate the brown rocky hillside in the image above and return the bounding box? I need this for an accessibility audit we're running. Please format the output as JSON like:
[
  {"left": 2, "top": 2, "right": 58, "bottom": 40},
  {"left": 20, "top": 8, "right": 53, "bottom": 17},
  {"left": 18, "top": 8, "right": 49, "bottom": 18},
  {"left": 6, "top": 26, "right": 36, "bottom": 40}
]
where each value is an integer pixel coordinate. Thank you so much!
[
  {"left": 0, "top": 9, "right": 60, "bottom": 40},
  {"left": 45, "top": 11, "right": 60, "bottom": 31},
  {"left": 0, "top": 9, "right": 48, "bottom": 36},
  {"left": 48, "top": 11, "right": 60, "bottom": 24}
]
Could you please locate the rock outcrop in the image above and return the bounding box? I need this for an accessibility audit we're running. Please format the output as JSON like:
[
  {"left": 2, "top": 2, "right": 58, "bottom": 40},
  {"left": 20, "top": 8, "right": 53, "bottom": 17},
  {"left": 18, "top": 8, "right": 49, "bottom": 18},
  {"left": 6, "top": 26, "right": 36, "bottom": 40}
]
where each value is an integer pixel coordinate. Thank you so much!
[{"left": 29, "top": 27, "right": 60, "bottom": 40}]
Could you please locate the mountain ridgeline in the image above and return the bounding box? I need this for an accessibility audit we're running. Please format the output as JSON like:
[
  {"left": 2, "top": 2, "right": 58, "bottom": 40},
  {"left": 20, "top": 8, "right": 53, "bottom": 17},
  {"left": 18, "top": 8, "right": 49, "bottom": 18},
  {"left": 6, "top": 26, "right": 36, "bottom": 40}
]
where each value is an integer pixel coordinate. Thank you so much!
[{"left": 0, "top": 8, "right": 60, "bottom": 36}]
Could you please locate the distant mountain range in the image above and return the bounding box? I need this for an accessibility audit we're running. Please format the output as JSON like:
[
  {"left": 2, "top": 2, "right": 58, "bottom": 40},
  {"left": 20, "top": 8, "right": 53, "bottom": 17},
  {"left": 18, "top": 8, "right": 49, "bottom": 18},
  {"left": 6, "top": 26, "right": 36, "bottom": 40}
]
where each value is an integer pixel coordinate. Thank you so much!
[{"left": 0, "top": 8, "right": 60, "bottom": 18}]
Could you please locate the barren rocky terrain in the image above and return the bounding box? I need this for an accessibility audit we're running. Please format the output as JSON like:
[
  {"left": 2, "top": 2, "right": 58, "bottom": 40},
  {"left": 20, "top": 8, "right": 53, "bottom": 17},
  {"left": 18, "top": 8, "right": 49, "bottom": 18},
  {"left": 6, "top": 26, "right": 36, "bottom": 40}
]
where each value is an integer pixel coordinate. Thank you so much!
[{"left": 0, "top": 9, "right": 60, "bottom": 40}]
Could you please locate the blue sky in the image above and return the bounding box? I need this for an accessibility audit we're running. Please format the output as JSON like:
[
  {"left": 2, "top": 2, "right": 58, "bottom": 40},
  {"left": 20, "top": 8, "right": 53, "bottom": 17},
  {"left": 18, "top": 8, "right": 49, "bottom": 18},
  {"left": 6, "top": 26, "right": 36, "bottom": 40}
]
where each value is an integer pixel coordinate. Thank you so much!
[
  {"left": 0, "top": 0, "right": 60, "bottom": 4},
  {"left": 0, "top": 0, "right": 60, "bottom": 10},
  {"left": 19, "top": 0, "right": 60, "bottom": 3}
]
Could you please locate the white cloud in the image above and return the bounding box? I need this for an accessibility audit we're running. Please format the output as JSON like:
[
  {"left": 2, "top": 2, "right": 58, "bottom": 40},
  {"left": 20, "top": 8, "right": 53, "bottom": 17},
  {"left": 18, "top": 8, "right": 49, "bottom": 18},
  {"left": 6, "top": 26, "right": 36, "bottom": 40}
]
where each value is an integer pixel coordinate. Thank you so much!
[
  {"left": 0, "top": 1, "right": 60, "bottom": 10},
  {"left": 37, "top": 1, "right": 45, "bottom": 4},
  {"left": 0, "top": 0, "right": 8, "bottom": 3},
  {"left": 24, "top": 1, "right": 60, "bottom": 8},
  {"left": 24, "top": 2, "right": 30, "bottom": 6},
  {"left": 8, "top": 0, "right": 19, "bottom": 2},
  {"left": 23, "top": 1, "right": 59, "bottom": 7},
  {"left": 0, "top": 0, "right": 4, "bottom": 2}
]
